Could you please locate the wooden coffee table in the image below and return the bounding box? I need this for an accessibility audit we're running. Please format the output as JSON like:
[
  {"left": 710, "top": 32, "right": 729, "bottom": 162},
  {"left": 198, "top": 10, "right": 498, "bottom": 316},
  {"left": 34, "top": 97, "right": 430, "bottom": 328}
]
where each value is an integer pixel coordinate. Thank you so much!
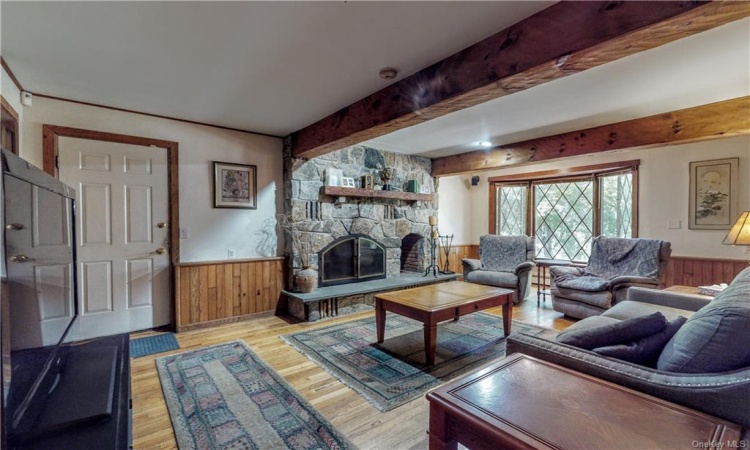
[
  {"left": 426, "top": 353, "right": 745, "bottom": 450},
  {"left": 374, "top": 281, "right": 513, "bottom": 366}
]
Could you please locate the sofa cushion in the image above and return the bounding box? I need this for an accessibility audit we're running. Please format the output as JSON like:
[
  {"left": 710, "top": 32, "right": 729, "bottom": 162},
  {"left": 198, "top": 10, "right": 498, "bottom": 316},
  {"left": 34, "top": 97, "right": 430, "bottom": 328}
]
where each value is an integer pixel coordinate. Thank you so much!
[
  {"left": 593, "top": 316, "right": 687, "bottom": 367},
  {"left": 556, "top": 311, "right": 668, "bottom": 350},
  {"left": 602, "top": 300, "right": 696, "bottom": 322},
  {"left": 555, "top": 275, "right": 610, "bottom": 292},
  {"left": 551, "top": 285, "right": 613, "bottom": 309},
  {"left": 465, "top": 270, "right": 518, "bottom": 289},
  {"left": 657, "top": 269, "right": 750, "bottom": 373}
]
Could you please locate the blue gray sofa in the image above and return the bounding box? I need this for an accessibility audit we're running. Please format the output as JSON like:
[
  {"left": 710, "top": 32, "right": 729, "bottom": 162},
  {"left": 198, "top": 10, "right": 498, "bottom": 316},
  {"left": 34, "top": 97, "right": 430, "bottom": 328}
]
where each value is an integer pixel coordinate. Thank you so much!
[
  {"left": 461, "top": 235, "right": 535, "bottom": 304},
  {"left": 507, "top": 266, "right": 750, "bottom": 430}
]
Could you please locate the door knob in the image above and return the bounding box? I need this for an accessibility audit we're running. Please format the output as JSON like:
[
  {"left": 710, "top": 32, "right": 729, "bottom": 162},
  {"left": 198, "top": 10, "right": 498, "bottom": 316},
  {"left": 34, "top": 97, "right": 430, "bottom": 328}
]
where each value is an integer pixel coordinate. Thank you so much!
[
  {"left": 156, "top": 222, "right": 167, "bottom": 229},
  {"left": 151, "top": 247, "right": 166, "bottom": 255},
  {"left": 10, "top": 255, "right": 34, "bottom": 263},
  {"left": 5, "top": 223, "right": 24, "bottom": 230}
]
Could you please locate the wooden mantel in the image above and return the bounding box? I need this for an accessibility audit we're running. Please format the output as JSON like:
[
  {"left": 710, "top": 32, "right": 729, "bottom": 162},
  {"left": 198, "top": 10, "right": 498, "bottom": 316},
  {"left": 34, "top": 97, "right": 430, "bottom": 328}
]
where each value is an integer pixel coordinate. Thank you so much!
[{"left": 288, "top": 2, "right": 750, "bottom": 160}]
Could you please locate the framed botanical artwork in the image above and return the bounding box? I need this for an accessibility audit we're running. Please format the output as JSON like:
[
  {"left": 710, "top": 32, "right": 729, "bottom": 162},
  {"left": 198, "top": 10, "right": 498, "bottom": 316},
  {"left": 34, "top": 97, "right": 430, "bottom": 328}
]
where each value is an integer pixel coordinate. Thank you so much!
[
  {"left": 688, "top": 157, "right": 738, "bottom": 230},
  {"left": 213, "top": 161, "right": 257, "bottom": 209}
]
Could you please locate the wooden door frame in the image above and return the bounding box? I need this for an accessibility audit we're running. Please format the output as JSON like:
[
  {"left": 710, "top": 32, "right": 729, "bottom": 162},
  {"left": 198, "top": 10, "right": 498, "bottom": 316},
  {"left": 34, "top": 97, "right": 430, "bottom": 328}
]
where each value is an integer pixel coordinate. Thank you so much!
[
  {"left": 42, "top": 124, "right": 180, "bottom": 327},
  {"left": 1, "top": 96, "right": 19, "bottom": 154}
]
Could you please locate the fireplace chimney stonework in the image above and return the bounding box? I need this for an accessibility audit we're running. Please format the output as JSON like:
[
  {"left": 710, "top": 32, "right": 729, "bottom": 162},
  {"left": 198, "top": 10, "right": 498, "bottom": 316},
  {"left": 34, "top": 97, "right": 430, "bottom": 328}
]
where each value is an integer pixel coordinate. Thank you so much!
[{"left": 282, "top": 142, "right": 438, "bottom": 319}]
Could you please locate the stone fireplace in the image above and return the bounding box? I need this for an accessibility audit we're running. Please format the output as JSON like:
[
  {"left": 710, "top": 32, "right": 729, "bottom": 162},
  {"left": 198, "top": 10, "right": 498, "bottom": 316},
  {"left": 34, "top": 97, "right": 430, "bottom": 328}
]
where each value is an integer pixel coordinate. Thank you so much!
[{"left": 283, "top": 142, "right": 438, "bottom": 296}]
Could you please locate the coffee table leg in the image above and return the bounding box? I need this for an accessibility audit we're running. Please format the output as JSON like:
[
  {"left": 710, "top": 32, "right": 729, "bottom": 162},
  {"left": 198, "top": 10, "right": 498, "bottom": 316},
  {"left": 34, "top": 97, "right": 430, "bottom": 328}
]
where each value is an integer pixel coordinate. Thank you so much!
[
  {"left": 376, "top": 298, "right": 385, "bottom": 343},
  {"left": 424, "top": 323, "right": 437, "bottom": 366},
  {"left": 502, "top": 296, "right": 512, "bottom": 336}
]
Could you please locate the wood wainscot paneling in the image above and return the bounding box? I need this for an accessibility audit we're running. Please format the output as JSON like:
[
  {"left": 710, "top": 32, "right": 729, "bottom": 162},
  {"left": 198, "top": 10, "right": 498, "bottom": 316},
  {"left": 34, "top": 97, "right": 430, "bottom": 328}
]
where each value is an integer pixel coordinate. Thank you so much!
[
  {"left": 438, "top": 245, "right": 479, "bottom": 278},
  {"left": 175, "top": 257, "right": 284, "bottom": 332},
  {"left": 665, "top": 256, "right": 748, "bottom": 288}
]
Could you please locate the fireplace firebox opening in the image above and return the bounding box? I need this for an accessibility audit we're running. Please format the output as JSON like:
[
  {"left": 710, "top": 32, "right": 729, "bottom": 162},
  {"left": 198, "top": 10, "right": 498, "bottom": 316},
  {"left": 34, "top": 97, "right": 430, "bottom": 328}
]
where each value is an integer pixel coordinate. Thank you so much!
[{"left": 319, "top": 235, "right": 386, "bottom": 287}]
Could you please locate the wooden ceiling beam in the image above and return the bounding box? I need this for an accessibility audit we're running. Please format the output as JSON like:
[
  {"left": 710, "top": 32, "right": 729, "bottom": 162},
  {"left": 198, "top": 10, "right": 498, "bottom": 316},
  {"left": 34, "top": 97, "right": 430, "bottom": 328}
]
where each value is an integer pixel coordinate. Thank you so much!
[
  {"left": 431, "top": 96, "right": 750, "bottom": 177},
  {"left": 289, "top": 1, "right": 750, "bottom": 159}
]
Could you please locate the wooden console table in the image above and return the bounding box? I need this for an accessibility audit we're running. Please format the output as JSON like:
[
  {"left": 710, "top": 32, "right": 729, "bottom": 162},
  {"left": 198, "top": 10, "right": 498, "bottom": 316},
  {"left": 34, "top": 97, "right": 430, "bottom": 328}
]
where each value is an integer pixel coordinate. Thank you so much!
[{"left": 426, "top": 353, "right": 744, "bottom": 450}]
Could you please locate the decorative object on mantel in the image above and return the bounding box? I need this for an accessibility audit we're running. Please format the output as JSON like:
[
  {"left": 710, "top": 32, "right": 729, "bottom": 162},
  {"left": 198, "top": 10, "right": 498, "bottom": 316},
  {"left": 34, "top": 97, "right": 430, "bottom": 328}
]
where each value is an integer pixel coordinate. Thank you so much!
[
  {"left": 325, "top": 167, "right": 342, "bottom": 187},
  {"left": 438, "top": 233, "right": 455, "bottom": 274},
  {"left": 424, "top": 216, "right": 438, "bottom": 278},
  {"left": 689, "top": 157, "right": 738, "bottom": 230},
  {"left": 722, "top": 210, "right": 750, "bottom": 265},
  {"left": 341, "top": 176, "right": 355, "bottom": 188},
  {"left": 213, "top": 161, "right": 257, "bottom": 209},
  {"left": 380, "top": 166, "right": 394, "bottom": 191},
  {"left": 361, "top": 174, "right": 374, "bottom": 190},
  {"left": 406, "top": 179, "right": 420, "bottom": 193}
]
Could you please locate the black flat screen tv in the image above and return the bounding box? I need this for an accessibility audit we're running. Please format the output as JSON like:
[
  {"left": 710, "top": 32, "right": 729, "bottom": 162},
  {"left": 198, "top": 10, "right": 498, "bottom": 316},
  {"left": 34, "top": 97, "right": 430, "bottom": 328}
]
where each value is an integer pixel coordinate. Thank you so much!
[{"left": 1, "top": 149, "right": 116, "bottom": 447}]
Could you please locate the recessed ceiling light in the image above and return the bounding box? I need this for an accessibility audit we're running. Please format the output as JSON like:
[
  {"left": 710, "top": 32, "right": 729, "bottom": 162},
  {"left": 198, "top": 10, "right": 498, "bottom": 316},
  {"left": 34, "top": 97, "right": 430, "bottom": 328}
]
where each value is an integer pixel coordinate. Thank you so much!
[
  {"left": 478, "top": 141, "right": 493, "bottom": 148},
  {"left": 379, "top": 67, "right": 398, "bottom": 79}
]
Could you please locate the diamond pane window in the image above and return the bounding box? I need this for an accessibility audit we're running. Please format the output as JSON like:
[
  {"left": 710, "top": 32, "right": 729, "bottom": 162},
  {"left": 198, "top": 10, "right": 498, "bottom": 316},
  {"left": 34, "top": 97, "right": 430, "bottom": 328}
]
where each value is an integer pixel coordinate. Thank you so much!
[
  {"left": 534, "top": 180, "right": 593, "bottom": 261},
  {"left": 496, "top": 185, "right": 527, "bottom": 235},
  {"left": 600, "top": 172, "right": 633, "bottom": 238}
]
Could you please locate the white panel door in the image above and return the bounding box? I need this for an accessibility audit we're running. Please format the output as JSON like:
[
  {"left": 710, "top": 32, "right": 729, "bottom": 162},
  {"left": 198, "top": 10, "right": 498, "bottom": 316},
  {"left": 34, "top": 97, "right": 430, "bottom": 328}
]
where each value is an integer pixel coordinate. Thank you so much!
[
  {"left": 58, "top": 137, "right": 170, "bottom": 339},
  {"left": 4, "top": 175, "right": 75, "bottom": 350}
]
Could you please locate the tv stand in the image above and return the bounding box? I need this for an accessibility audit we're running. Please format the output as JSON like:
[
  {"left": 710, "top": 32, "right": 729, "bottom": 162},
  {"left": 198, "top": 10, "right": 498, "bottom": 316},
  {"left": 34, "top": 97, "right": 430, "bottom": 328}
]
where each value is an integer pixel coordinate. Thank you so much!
[{"left": 13, "top": 334, "right": 131, "bottom": 450}]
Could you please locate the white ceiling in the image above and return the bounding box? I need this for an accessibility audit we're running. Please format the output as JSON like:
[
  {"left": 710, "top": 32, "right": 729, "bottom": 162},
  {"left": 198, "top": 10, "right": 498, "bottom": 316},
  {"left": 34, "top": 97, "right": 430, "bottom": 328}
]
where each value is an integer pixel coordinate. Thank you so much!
[{"left": 1, "top": 2, "right": 748, "bottom": 159}]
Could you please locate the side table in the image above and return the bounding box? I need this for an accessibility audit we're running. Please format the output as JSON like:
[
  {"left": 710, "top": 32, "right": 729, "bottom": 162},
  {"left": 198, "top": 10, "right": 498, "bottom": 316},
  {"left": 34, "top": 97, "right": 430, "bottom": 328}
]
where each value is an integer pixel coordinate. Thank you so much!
[
  {"left": 426, "top": 353, "right": 744, "bottom": 450},
  {"left": 533, "top": 259, "right": 580, "bottom": 306}
]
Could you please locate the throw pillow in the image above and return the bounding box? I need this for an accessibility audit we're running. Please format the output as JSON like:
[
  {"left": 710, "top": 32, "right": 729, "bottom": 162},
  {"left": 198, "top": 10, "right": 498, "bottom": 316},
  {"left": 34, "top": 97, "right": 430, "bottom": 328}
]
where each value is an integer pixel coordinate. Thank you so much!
[
  {"left": 556, "top": 311, "right": 668, "bottom": 350},
  {"left": 657, "top": 269, "right": 750, "bottom": 373},
  {"left": 593, "top": 316, "right": 687, "bottom": 367}
]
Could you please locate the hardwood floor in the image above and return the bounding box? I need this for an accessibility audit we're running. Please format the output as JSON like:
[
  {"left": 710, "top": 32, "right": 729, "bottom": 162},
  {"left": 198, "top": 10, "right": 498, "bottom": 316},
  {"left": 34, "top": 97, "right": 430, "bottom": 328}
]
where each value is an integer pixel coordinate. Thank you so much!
[{"left": 130, "top": 290, "right": 575, "bottom": 449}]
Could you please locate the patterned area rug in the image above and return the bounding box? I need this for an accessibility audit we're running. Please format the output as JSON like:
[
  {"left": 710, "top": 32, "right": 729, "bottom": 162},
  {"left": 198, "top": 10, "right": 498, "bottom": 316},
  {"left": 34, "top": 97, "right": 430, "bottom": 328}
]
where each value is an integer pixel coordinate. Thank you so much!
[
  {"left": 282, "top": 312, "right": 558, "bottom": 411},
  {"left": 130, "top": 332, "right": 180, "bottom": 358},
  {"left": 156, "top": 340, "right": 353, "bottom": 450}
]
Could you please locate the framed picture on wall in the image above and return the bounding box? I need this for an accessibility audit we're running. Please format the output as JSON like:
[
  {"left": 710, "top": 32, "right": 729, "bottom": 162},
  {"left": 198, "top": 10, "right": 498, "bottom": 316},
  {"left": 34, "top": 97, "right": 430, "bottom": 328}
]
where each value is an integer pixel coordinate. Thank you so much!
[
  {"left": 213, "top": 161, "right": 257, "bottom": 209},
  {"left": 688, "top": 157, "right": 738, "bottom": 230}
]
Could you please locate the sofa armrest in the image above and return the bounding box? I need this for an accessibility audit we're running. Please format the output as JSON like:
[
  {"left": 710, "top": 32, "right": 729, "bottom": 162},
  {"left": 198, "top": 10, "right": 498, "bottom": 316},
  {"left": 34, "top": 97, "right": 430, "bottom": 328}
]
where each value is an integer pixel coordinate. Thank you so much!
[
  {"left": 461, "top": 258, "right": 482, "bottom": 271},
  {"left": 506, "top": 332, "right": 750, "bottom": 428},
  {"left": 514, "top": 260, "right": 536, "bottom": 276},
  {"left": 461, "top": 258, "right": 482, "bottom": 280},
  {"left": 626, "top": 286, "right": 711, "bottom": 312},
  {"left": 609, "top": 275, "right": 659, "bottom": 287}
]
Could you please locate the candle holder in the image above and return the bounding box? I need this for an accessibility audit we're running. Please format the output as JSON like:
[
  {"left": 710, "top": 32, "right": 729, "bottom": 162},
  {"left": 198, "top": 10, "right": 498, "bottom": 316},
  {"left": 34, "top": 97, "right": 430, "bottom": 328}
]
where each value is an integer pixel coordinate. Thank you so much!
[{"left": 423, "top": 223, "right": 438, "bottom": 278}]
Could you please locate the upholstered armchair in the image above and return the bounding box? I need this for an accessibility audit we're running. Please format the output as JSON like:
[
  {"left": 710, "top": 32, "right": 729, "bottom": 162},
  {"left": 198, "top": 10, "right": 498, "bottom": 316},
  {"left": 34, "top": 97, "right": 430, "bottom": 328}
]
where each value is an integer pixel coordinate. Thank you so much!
[
  {"left": 461, "top": 235, "right": 536, "bottom": 304},
  {"left": 550, "top": 236, "right": 672, "bottom": 319}
]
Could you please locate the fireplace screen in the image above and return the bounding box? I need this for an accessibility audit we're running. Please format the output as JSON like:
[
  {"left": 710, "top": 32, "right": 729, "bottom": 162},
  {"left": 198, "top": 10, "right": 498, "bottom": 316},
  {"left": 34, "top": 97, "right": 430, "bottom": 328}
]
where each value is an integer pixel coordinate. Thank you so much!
[{"left": 319, "top": 235, "right": 386, "bottom": 287}]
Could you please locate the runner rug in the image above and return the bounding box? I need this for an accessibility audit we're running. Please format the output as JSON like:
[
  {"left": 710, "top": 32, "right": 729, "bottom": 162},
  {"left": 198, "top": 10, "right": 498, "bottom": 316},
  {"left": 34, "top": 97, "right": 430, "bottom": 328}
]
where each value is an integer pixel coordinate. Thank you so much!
[
  {"left": 281, "top": 312, "right": 558, "bottom": 412},
  {"left": 156, "top": 340, "right": 353, "bottom": 450}
]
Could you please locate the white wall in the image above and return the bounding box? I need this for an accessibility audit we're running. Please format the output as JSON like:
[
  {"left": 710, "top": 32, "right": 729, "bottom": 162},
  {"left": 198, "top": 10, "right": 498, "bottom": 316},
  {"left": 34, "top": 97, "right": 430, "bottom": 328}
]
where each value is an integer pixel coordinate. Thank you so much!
[
  {"left": 21, "top": 96, "right": 284, "bottom": 262},
  {"left": 438, "top": 135, "right": 750, "bottom": 259}
]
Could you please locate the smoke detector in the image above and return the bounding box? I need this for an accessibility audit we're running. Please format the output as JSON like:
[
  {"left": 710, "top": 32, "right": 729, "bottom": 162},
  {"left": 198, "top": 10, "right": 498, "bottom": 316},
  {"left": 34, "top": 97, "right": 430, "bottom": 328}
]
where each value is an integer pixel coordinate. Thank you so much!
[{"left": 379, "top": 67, "right": 398, "bottom": 80}]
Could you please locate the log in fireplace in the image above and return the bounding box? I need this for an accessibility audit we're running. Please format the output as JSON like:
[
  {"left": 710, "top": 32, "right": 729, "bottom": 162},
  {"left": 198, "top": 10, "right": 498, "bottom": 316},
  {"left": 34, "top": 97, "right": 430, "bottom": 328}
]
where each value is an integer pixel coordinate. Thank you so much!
[{"left": 319, "top": 235, "right": 386, "bottom": 287}]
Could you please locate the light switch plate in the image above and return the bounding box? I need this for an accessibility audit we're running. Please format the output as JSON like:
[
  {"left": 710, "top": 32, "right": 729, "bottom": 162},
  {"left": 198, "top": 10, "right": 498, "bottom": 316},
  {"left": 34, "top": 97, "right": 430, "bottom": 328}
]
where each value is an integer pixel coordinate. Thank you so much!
[
  {"left": 228, "top": 249, "right": 236, "bottom": 258},
  {"left": 179, "top": 227, "right": 189, "bottom": 239}
]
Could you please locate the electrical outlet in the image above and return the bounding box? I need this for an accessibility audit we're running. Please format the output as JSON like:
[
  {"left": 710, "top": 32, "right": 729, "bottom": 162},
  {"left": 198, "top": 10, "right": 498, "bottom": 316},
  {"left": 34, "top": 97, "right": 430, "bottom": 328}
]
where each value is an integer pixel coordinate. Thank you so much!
[
  {"left": 227, "top": 249, "right": 236, "bottom": 259},
  {"left": 179, "top": 227, "right": 189, "bottom": 239}
]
